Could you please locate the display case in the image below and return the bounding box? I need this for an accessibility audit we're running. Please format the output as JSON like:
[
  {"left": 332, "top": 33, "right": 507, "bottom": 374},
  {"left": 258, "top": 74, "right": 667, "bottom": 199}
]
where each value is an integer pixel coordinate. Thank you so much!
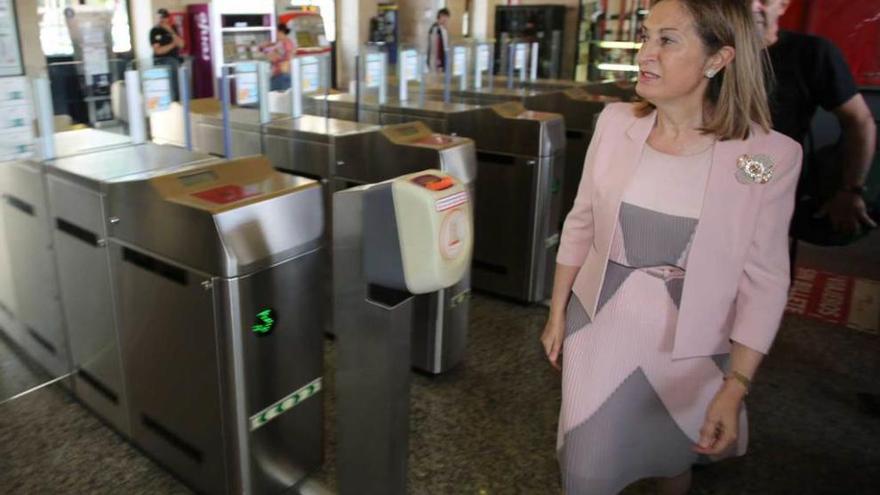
[
  {"left": 210, "top": 0, "right": 275, "bottom": 78},
  {"left": 494, "top": 4, "right": 565, "bottom": 79},
  {"left": 575, "top": 0, "right": 646, "bottom": 83},
  {"left": 280, "top": 10, "right": 331, "bottom": 56}
]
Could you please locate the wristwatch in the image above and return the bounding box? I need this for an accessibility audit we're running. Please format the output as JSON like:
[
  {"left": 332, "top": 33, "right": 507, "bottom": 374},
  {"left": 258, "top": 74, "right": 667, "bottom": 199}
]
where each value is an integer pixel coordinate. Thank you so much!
[{"left": 839, "top": 184, "right": 867, "bottom": 195}]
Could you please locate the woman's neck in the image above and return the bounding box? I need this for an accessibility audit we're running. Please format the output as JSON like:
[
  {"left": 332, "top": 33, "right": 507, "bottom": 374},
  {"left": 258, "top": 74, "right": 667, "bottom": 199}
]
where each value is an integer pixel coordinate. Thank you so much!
[{"left": 649, "top": 100, "right": 714, "bottom": 156}]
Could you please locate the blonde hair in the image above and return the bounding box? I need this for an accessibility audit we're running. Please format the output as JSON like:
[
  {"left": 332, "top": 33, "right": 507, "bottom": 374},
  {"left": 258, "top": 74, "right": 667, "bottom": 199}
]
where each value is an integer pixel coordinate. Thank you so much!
[{"left": 635, "top": 0, "right": 773, "bottom": 140}]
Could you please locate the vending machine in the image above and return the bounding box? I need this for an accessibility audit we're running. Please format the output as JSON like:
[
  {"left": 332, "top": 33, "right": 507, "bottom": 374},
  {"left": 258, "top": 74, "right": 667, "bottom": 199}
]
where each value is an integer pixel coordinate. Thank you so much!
[
  {"left": 279, "top": 10, "right": 332, "bottom": 56},
  {"left": 210, "top": 0, "right": 276, "bottom": 78}
]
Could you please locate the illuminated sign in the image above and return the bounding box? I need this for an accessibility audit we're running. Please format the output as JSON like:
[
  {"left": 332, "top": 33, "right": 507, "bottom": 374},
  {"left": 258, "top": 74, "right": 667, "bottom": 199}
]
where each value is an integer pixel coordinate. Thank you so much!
[{"left": 252, "top": 308, "right": 275, "bottom": 335}]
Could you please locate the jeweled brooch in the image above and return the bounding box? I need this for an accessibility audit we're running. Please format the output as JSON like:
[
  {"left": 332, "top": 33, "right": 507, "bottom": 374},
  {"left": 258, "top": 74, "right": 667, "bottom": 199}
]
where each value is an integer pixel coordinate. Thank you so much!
[{"left": 735, "top": 154, "right": 774, "bottom": 185}]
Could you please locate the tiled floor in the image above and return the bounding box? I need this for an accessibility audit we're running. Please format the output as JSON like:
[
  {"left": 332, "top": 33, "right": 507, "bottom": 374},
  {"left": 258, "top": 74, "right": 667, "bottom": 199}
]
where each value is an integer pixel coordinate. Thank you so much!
[{"left": 1, "top": 232, "right": 878, "bottom": 494}]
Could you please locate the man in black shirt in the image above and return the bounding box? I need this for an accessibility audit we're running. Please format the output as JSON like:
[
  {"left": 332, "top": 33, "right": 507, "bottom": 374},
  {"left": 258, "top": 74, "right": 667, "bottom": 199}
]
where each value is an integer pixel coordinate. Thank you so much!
[
  {"left": 150, "top": 9, "right": 183, "bottom": 64},
  {"left": 150, "top": 9, "right": 184, "bottom": 100},
  {"left": 755, "top": 0, "right": 876, "bottom": 235}
]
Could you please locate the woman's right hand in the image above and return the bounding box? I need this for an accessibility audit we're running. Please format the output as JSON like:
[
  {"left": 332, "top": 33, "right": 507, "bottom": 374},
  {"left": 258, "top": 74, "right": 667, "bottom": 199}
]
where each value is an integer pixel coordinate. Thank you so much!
[{"left": 541, "top": 315, "right": 565, "bottom": 371}]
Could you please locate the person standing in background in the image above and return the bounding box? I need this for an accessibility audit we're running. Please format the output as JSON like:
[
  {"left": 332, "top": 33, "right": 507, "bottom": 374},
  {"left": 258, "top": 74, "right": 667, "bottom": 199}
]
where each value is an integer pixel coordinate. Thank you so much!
[
  {"left": 150, "top": 9, "right": 184, "bottom": 65},
  {"left": 752, "top": 0, "right": 876, "bottom": 237},
  {"left": 260, "top": 23, "right": 295, "bottom": 91},
  {"left": 150, "top": 8, "right": 184, "bottom": 100},
  {"left": 427, "top": 8, "right": 450, "bottom": 73}
]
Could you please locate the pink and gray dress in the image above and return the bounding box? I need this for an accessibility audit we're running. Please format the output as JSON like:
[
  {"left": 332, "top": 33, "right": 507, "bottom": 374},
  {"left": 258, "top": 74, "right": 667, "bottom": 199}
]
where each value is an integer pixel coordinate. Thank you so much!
[{"left": 558, "top": 145, "right": 747, "bottom": 494}]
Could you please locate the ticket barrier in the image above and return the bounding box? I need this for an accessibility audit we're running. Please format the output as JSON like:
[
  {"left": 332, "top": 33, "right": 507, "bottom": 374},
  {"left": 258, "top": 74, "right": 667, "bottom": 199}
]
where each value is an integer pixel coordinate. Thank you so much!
[
  {"left": 308, "top": 93, "right": 564, "bottom": 303},
  {"left": 334, "top": 170, "right": 473, "bottom": 495},
  {"left": 46, "top": 142, "right": 218, "bottom": 435},
  {"left": 106, "top": 157, "right": 325, "bottom": 494},
  {"left": 0, "top": 128, "right": 132, "bottom": 380},
  {"left": 413, "top": 83, "right": 615, "bottom": 220},
  {"left": 153, "top": 95, "right": 476, "bottom": 374},
  {"left": 150, "top": 98, "right": 282, "bottom": 158},
  {"left": 491, "top": 76, "right": 638, "bottom": 100}
]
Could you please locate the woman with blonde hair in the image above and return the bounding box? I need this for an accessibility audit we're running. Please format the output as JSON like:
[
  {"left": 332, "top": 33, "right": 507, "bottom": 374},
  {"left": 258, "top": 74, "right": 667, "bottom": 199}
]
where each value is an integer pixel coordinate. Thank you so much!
[{"left": 540, "top": 0, "right": 802, "bottom": 493}]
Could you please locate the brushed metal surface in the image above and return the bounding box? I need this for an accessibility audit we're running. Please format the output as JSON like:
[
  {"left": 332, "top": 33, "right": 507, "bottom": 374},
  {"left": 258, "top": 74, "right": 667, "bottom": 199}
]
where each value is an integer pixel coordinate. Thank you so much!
[
  {"left": 317, "top": 91, "right": 566, "bottom": 303},
  {"left": 45, "top": 143, "right": 215, "bottom": 437},
  {"left": 333, "top": 188, "right": 413, "bottom": 494},
  {"left": 107, "top": 167, "right": 323, "bottom": 278},
  {"left": 0, "top": 159, "right": 70, "bottom": 378},
  {"left": 112, "top": 242, "right": 227, "bottom": 494},
  {"left": 0, "top": 163, "right": 20, "bottom": 320},
  {"left": 216, "top": 249, "right": 325, "bottom": 494},
  {"left": 112, "top": 174, "right": 326, "bottom": 494},
  {"left": 46, "top": 143, "right": 217, "bottom": 191}
]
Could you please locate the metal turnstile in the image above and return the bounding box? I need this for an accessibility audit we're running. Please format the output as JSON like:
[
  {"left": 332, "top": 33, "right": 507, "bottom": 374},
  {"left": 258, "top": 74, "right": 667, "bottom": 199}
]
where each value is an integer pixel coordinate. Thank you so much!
[
  {"left": 334, "top": 170, "right": 473, "bottom": 495},
  {"left": 155, "top": 95, "right": 478, "bottom": 373},
  {"left": 309, "top": 93, "right": 565, "bottom": 303},
  {"left": 46, "top": 143, "right": 218, "bottom": 435},
  {"left": 266, "top": 118, "right": 476, "bottom": 374},
  {"left": 0, "top": 128, "right": 132, "bottom": 378},
  {"left": 150, "top": 98, "right": 279, "bottom": 158},
  {"left": 492, "top": 75, "right": 638, "bottom": 99},
  {"left": 107, "top": 157, "right": 325, "bottom": 494},
  {"left": 413, "top": 83, "right": 615, "bottom": 220}
]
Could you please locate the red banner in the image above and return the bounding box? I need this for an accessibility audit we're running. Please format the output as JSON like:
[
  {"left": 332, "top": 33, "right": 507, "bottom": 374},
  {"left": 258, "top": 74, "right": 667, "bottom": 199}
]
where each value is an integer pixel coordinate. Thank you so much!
[
  {"left": 187, "top": 4, "right": 214, "bottom": 98},
  {"left": 780, "top": 0, "right": 880, "bottom": 86},
  {"left": 786, "top": 267, "right": 880, "bottom": 334}
]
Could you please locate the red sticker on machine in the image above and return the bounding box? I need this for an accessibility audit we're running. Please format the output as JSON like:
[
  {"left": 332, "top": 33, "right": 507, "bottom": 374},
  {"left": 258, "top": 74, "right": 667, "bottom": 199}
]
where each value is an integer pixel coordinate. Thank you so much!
[
  {"left": 439, "top": 209, "right": 468, "bottom": 260},
  {"left": 435, "top": 191, "right": 468, "bottom": 212},
  {"left": 193, "top": 185, "right": 260, "bottom": 205}
]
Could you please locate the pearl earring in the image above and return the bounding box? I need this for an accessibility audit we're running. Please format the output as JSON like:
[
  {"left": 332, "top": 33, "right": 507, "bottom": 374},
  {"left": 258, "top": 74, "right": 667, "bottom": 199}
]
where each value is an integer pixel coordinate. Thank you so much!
[{"left": 705, "top": 69, "right": 717, "bottom": 78}]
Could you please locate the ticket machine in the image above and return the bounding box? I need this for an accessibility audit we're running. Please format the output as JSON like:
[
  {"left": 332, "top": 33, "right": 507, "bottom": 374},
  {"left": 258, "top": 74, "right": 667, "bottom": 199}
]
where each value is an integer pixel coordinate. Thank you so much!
[
  {"left": 107, "top": 157, "right": 324, "bottom": 494},
  {"left": 311, "top": 91, "right": 564, "bottom": 303},
  {"left": 334, "top": 170, "right": 472, "bottom": 495}
]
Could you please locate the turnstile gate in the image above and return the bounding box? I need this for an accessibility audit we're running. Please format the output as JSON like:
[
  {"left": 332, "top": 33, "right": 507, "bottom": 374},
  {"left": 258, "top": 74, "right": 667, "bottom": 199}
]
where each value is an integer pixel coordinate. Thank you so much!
[{"left": 107, "top": 157, "right": 325, "bottom": 494}]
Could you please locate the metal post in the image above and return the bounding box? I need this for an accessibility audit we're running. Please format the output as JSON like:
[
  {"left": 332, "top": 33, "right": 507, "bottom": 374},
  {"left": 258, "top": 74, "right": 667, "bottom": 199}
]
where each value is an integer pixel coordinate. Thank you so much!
[
  {"left": 33, "top": 77, "right": 55, "bottom": 160},
  {"left": 354, "top": 55, "right": 361, "bottom": 123},
  {"left": 398, "top": 50, "right": 408, "bottom": 103},
  {"left": 124, "top": 70, "right": 146, "bottom": 144},
  {"left": 488, "top": 45, "right": 495, "bottom": 91},
  {"left": 220, "top": 66, "right": 233, "bottom": 158},
  {"left": 378, "top": 52, "right": 388, "bottom": 105},
  {"left": 443, "top": 48, "right": 452, "bottom": 103},
  {"left": 178, "top": 65, "right": 193, "bottom": 151},
  {"left": 257, "top": 61, "right": 271, "bottom": 125},
  {"left": 456, "top": 47, "right": 468, "bottom": 91},
  {"left": 291, "top": 58, "right": 303, "bottom": 119},
  {"left": 334, "top": 189, "right": 413, "bottom": 495},
  {"left": 530, "top": 42, "right": 539, "bottom": 81},
  {"left": 418, "top": 53, "right": 426, "bottom": 107},
  {"left": 507, "top": 44, "right": 516, "bottom": 90}
]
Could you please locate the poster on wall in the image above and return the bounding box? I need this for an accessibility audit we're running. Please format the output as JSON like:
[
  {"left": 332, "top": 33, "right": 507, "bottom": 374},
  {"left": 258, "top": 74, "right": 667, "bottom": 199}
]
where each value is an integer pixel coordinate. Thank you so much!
[
  {"left": 142, "top": 68, "right": 173, "bottom": 115},
  {"left": 187, "top": 4, "right": 214, "bottom": 98},
  {"left": 0, "top": 0, "right": 24, "bottom": 76},
  {"left": 235, "top": 63, "right": 258, "bottom": 105},
  {"left": 0, "top": 76, "right": 35, "bottom": 161}
]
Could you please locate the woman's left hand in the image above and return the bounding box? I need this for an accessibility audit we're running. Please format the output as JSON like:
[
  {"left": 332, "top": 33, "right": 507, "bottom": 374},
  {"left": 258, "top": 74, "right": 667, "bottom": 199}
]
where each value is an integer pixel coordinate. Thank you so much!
[{"left": 693, "top": 382, "right": 746, "bottom": 456}]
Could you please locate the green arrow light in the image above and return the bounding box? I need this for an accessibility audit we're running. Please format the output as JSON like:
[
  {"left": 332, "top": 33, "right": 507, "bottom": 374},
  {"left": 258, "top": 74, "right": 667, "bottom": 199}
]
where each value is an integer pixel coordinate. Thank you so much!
[{"left": 252, "top": 308, "right": 276, "bottom": 335}]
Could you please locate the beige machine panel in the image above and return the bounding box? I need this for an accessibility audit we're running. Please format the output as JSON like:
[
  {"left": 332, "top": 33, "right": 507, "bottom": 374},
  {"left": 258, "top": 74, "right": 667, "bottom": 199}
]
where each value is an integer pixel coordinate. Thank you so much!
[
  {"left": 491, "top": 101, "right": 559, "bottom": 122},
  {"left": 380, "top": 122, "right": 472, "bottom": 151},
  {"left": 392, "top": 170, "right": 472, "bottom": 294},
  {"left": 150, "top": 156, "right": 318, "bottom": 213}
]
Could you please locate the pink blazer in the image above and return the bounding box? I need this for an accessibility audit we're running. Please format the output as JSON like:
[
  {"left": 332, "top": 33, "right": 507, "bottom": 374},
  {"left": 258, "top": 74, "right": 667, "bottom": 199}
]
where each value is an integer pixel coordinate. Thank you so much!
[{"left": 557, "top": 103, "right": 803, "bottom": 359}]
